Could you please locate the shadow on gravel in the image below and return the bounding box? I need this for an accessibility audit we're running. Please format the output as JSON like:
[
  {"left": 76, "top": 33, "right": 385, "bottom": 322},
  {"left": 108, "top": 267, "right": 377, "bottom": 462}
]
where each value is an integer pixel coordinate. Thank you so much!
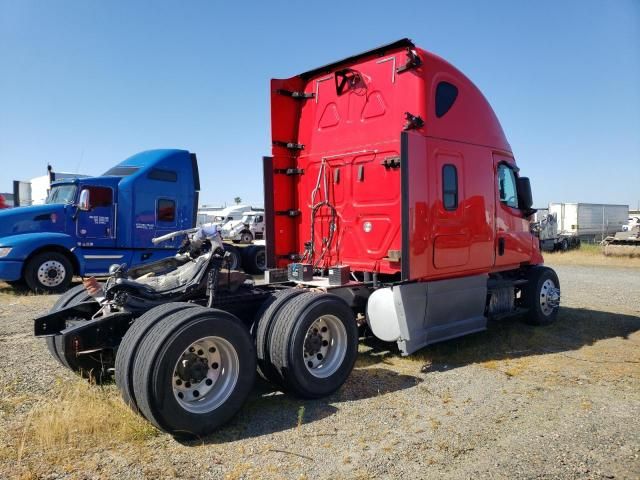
[
  {"left": 179, "top": 307, "right": 638, "bottom": 446},
  {"left": 180, "top": 368, "right": 421, "bottom": 445},
  {"left": 405, "top": 307, "right": 640, "bottom": 372}
]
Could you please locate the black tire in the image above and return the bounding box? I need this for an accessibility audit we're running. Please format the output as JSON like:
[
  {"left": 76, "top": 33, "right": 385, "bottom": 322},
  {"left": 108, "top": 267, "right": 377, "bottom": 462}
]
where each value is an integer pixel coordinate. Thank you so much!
[
  {"left": 24, "top": 251, "right": 74, "bottom": 293},
  {"left": 254, "top": 289, "right": 306, "bottom": 385},
  {"left": 269, "top": 292, "right": 358, "bottom": 399},
  {"left": 241, "top": 245, "right": 266, "bottom": 274},
  {"left": 51, "top": 283, "right": 92, "bottom": 312},
  {"left": 132, "top": 306, "right": 256, "bottom": 437},
  {"left": 115, "top": 302, "right": 198, "bottom": 414},
  {"left": 560, "top": 238, "right": 569, "bottom": 252},
  {"left": 47, "top": 284, "right": 98, "bottom": 367},
  {"left": 522, "top": 267, "right": 560, "bottom": 325},
  {"left": 223, "top": 245, "right": 241, "bottom": 270},
  {"left": 239, "top": 231, "right": 253, "bottom": 244}
]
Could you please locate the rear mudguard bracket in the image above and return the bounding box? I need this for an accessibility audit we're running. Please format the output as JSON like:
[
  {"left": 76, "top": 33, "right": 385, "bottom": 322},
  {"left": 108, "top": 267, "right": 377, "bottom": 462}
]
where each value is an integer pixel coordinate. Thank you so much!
[{"left": 58, "top": 312, "right": 133, "bottom": 355}]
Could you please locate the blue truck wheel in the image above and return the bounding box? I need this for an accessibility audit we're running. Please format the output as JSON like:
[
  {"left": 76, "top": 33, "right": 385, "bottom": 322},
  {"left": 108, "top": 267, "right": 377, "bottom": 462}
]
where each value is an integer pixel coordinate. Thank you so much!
[{"left": 24, "top": 251, "right": 73, "bottom": 293}]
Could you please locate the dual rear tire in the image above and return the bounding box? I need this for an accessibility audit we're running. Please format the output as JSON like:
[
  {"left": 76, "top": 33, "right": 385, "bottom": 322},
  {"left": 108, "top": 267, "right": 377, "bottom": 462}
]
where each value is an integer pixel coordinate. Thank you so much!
[
  {"left": 114, "top": 291, "right": 357, "bottom": 437},
  {"left": 254, "top": 290, "right": 358, "bottom": 399},
  {"left": 115, "top": 303, "right": 255, "bottom": 438}
]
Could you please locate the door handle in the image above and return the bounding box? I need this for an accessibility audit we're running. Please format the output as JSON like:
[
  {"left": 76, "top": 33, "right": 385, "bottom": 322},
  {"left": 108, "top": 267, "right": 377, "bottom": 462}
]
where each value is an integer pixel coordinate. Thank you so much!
[{"left": 498, "top": 237, "right": 505, "bottom": 256}]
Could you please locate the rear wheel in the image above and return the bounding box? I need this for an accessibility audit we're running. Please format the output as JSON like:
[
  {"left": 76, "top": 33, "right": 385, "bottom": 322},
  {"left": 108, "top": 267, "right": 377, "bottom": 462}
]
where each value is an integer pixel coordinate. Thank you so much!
[
  {"left": 132, "top": 306, "right": 255, "bottom": 437},
  {"left": 115, "top": 302, "right": 198, "bottom": 413},
  {"left": 560, "top": 238, "right": 569, "bottom": 251},
  {"left": 522, "top": 267, "right": 560, "bottom": 325},
  {"left": 254, "top": 289, "right": 306, "bottom": 385},
  {"left": 46, "top": 283, "right": 98, "bottom": 369},
  {"left": 241, "top": 245, "right": 266, "bottom": 274},
  {"left": 223, "top": 245, "right": 241, "bottom": 270},
  {"left": 24, "top": 251, "right": 73, "bottom": 293},
  {"left": 269, "top": 292, "right": 358, "bottom": 398}
]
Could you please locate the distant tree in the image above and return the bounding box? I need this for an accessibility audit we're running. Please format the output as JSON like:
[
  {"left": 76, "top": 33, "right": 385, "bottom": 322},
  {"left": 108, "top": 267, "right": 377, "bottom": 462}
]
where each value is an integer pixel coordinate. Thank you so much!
[{"left": 234, "top": 197, "right": 242, "bottom": 205}]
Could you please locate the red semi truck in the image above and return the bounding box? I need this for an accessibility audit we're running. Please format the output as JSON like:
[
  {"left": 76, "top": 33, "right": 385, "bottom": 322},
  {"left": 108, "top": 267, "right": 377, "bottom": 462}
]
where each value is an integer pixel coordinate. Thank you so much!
[{"left": 35, "top": 39, "right": 559, "bottom": 437}]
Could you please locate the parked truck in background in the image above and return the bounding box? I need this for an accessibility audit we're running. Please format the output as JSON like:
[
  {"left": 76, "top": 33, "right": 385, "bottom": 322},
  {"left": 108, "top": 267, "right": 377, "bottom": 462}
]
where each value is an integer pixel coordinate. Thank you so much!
[
  {"left": 548, "top": 202, "right": 628, "bottom": 242},
  {"left": 12, "top": 165, "right": 89, "bottom": 207},
  {"left": 207, "top": 204, "right": 258, "bottom": 227},
  {"left": 220, "top": 210, "right": 265, "bottom": 243},
  {"left": 0, "top": 150, "right": 201, "bottom": 292},
  {"left": 534, "top": 212, "right": 580, "bottom": 251},
  {"left": 196, "top": 205, "right": 225, "bottom": 226},
  {"left": 35, "top": 39, "right": 561, "bottom": 437}
]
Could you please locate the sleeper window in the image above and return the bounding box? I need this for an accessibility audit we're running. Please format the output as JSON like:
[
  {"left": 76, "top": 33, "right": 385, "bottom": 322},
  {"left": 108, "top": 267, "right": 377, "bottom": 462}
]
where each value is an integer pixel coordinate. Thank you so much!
[
  {"left": 442, "top": 164, "right": 458, "bottom": 210},
  {"left": 498, "top": 165, "right": 519, "bottom": 208},
  {"left": 157, "top": 199, "right": 176, "bottom": 222}
]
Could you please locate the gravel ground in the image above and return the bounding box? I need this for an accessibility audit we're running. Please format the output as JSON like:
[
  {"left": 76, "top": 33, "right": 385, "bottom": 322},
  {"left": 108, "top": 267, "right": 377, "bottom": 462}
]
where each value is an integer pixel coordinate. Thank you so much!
[{"left": 0, "top": 261, "right": 638, "bottom": 479}]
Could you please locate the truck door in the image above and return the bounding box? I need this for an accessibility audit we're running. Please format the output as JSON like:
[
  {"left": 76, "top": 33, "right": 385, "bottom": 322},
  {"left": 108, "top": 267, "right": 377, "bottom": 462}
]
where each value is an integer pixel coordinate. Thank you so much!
[
  {"left": 76, "top": 185, "right": 116, "bottom": 248},
  {"left": 493, "top": 155, "right": 533, "bottom": 267},
  {"left": 253, "top": 214, "right": 264, "bottom": 239}
]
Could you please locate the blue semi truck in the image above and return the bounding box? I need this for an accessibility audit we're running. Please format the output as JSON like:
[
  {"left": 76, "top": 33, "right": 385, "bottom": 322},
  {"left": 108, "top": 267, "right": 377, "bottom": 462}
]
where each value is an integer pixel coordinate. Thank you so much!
[{"left": 0, "top": 149, "right": 201, "bottom": 292}]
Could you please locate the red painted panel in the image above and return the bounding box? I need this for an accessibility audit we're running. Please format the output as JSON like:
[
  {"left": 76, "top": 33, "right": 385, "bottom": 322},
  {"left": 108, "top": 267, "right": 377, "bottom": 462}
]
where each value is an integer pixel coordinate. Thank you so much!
[
  {"left": 402, "top": 132, "right": 430, "bottom": 280},
  {"left": 268, "top": 40, "right": 540, "bottom": 277}
]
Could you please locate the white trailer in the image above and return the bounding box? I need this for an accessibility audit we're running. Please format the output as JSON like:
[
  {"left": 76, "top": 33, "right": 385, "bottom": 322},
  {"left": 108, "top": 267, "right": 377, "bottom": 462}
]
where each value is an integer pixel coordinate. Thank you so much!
[
  {"left": 12, "top": 167, "right": 88, "bottom": 206},
  {"left": 196, "top": 205, "right": 225, "bottom": 226},
  {"left": 548, "top": 203, "right": 628, "bottom": 242},
  {"left": 209, "top": 205, "right": 262, "bottom": 228}
]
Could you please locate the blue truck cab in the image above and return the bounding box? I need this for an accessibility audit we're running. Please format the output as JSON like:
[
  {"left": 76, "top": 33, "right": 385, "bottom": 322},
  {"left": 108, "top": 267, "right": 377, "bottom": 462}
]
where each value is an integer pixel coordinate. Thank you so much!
[{"left": 0, "top": 149, "right": 200, "bottom": 292}]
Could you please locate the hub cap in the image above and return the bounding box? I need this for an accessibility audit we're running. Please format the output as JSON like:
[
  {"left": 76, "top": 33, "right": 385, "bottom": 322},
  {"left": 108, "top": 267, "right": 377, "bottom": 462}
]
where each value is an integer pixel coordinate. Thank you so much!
[
  {"left": 172, "top": 336, "right": 239, "bottom": 414},
  {"left": 302, "top": 315, "right": 347, "bottom": 378},
  {"left": 540, "top": 279, "right": 560, "bottom": 316},
  {"left": 37, "top": 260, "right": 66, "bottom": 287}
]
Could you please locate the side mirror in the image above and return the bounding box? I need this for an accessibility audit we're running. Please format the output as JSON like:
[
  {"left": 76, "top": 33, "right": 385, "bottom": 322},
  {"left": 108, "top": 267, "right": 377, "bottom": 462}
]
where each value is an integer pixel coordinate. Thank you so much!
[
  {"left": 516, "top": 177, "right": 536, "bottom": 217},
  {"left": 78, "top": 189, "right": 91, "bottom": 211}
]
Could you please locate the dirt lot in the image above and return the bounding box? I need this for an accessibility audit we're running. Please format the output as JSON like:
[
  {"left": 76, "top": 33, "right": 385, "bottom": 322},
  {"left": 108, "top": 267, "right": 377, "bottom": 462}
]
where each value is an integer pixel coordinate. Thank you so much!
[{"left": 1, "top": 252, "right": 638, "bottom": 479}]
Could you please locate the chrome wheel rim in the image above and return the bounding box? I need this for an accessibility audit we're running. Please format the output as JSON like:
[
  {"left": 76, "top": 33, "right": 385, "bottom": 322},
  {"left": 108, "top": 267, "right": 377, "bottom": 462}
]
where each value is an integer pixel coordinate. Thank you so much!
[
  {"left": 37, "top": 260, "right": 66, "bottom": 287},
  {"left": 302, "top": 315, "right": 347, "bottom": 378},
  {"left": 540, "top": 278, "right": 560, "bottom": 316},
  {"left": 172, "top": 336, "right": 239, "bottom": 414}
]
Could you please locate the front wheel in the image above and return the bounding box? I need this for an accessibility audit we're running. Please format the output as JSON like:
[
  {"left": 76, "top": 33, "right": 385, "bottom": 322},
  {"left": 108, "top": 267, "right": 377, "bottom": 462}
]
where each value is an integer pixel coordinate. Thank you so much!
[
  {"left": 239, "top": 231, "right": 253, "bottom": 244},
  {"left": 24, "top": 251, "right": 73, "bottom": 293},
  {"left": 522, "top": 267, "right": 560, "bottom": 325},
  {"left": 132, "top": 306, "right": 255, "bottom": 437}
]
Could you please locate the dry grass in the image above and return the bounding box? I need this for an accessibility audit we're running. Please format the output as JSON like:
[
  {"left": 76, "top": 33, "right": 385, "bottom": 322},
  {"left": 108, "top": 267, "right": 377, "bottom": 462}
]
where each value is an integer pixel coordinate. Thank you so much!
[
  {"left": 543, "top": 243, "right": 640, "bottom": 267},
  {"left": 8, "top": 378, "right": 158, "bottom": 473}
]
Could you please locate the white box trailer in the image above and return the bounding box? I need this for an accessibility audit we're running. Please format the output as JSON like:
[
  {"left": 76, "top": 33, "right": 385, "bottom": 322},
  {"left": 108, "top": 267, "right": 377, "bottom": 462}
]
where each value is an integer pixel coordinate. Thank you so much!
[
  {"left": 12, "top": 169, "right": 88, "bottom": 206},
  {"left": 548, "top": 203, "right": 628, "bottom": 241}
]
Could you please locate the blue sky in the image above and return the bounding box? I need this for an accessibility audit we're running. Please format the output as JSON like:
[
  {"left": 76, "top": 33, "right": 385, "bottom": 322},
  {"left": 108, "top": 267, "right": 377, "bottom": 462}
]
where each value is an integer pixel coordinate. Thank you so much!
[{"left": 1, "top": 0, "right": 638, "bottom": 209}]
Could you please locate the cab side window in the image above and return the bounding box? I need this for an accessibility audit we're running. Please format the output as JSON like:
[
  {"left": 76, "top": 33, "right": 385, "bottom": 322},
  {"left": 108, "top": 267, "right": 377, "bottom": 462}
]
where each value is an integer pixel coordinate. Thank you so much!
[
  {"left": 87, "top": 186, "right": 113, "bottom": 208},
  {"left": 498, "top": 165, "right": 518, "bottom": 208},
  {"left": 442, "top": 164, "right": 458, "bottom": 210}
]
